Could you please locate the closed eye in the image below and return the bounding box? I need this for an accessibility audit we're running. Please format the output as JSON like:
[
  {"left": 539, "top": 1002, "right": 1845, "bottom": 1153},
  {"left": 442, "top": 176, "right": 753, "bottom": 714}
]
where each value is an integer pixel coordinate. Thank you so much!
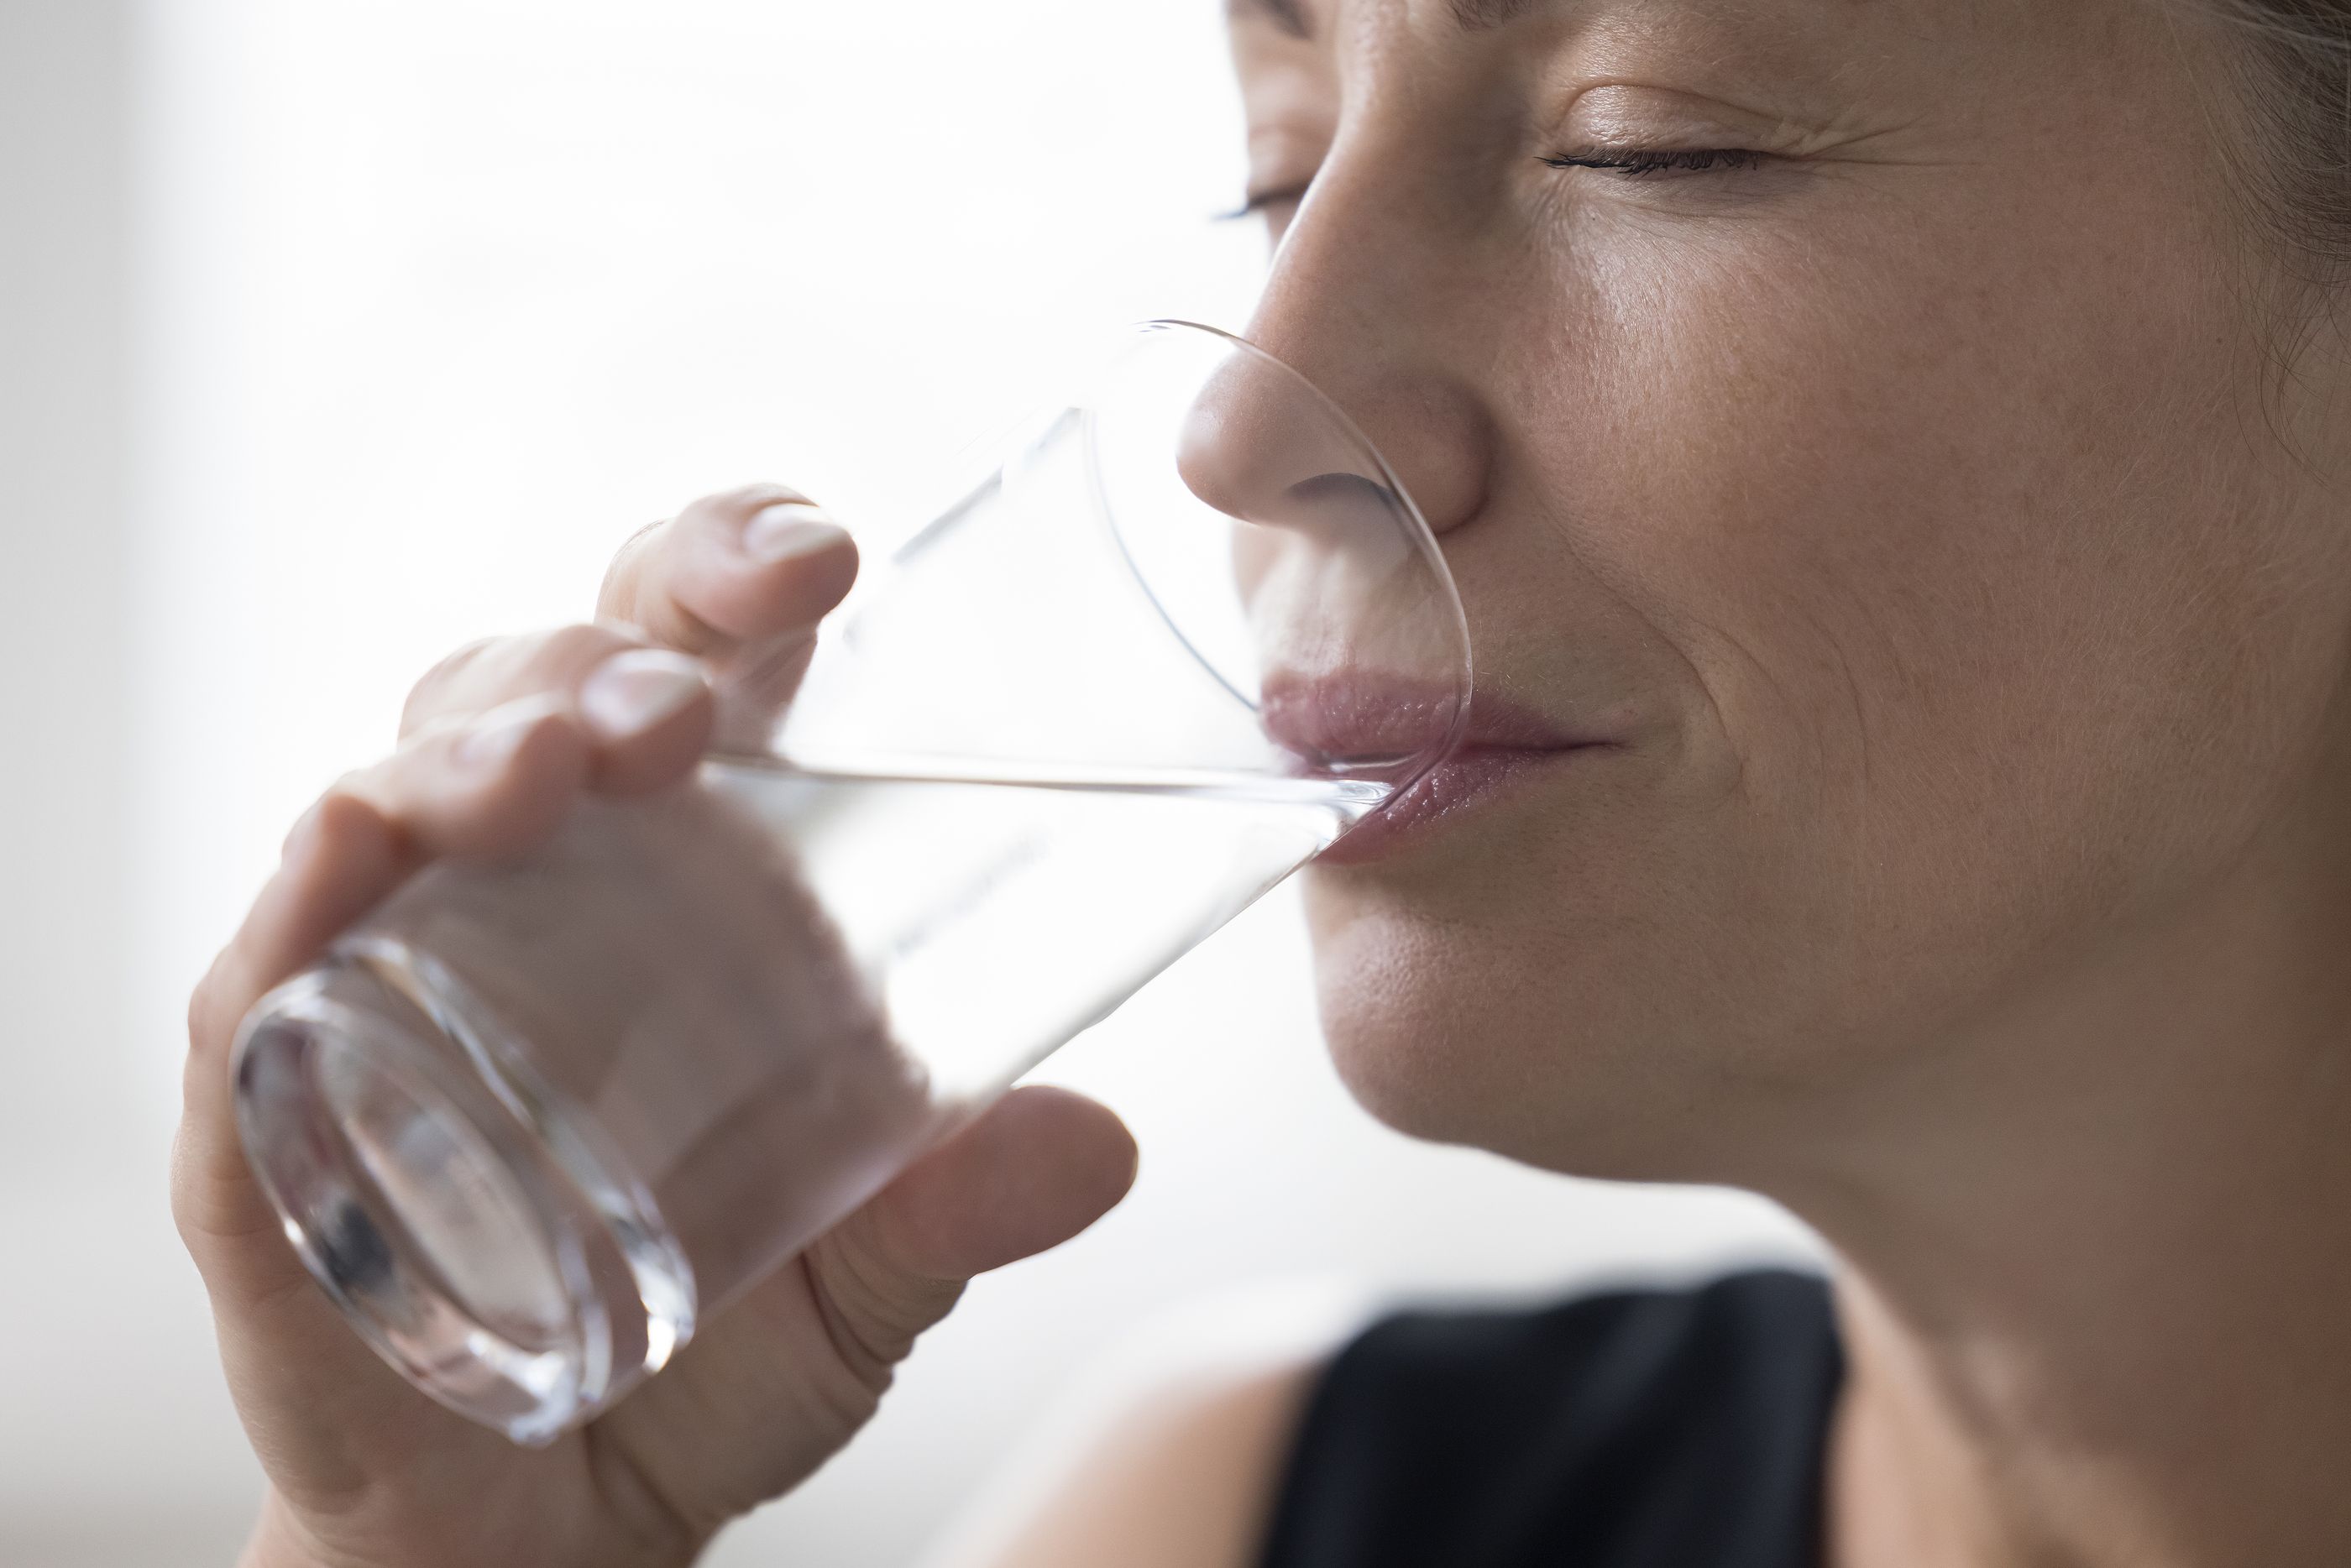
[
  {"left": 1539, "top": 148, "right": 1766, "bottom": 177},
  {"left": 1216, "top": 183, "right": 1312, "bottom": 222}
]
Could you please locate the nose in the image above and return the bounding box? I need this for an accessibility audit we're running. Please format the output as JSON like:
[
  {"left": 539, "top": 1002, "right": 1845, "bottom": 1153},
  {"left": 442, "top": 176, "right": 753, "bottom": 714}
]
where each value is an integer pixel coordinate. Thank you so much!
[
  {"left": 1176, "top": 154, "right": 1495, "bottom": 542},
  {"left": 1176, "top": 349, "right": 1407, "bottom": 546}
]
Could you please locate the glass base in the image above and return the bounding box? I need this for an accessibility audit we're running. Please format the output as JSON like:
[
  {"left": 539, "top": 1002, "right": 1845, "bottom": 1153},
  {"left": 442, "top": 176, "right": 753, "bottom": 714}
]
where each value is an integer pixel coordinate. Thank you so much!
[{"left": 231, "top": 940, "right": 696, "bottom": 1445}]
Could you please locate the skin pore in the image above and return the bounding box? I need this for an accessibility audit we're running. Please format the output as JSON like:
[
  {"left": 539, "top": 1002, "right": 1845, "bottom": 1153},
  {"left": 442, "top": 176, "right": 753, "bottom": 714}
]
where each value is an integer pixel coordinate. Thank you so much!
[{"left": 1217, "top": 0, "right": 2351, "bottom": 1564}]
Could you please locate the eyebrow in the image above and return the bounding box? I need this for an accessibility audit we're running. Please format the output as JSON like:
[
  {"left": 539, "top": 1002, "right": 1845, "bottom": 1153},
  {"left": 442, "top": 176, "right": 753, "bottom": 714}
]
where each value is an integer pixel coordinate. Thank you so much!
[
  {"left": 1228, "top": 0, "right": 1546, "bottom": 39},
  {"left": 1445, "top": 0, "right": 1544, "bottom": 29},
  {"left": 1228, "top": 0, "right": 1314, "bottom": 38}
]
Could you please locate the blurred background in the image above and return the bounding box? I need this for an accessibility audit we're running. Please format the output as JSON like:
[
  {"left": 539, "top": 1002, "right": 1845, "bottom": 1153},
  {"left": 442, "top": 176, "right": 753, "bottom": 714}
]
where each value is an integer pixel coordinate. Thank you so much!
[{"left": 0, "top": 2, "right": 1817, "bottom": 1563}]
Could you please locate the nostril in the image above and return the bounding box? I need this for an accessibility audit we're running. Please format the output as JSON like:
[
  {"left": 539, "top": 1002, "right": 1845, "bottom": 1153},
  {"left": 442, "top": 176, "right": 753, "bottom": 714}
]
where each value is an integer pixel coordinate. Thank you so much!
[
  {"left": 1244, "top": 469, "right": 1411, "bottom": 556},
  {"left": 1287, "top": 469, "right": 1397, "bottom": 511},
  {"left": 1177, "top": 364, "right": 1384, "bottom": 528}
]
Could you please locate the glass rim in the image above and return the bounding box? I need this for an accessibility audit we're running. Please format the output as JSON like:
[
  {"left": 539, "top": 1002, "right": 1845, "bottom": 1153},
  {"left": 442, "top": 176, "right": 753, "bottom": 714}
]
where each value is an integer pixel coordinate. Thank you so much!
[{"left": 1097, "top": 316, "right": 1476, "bottom": 792}]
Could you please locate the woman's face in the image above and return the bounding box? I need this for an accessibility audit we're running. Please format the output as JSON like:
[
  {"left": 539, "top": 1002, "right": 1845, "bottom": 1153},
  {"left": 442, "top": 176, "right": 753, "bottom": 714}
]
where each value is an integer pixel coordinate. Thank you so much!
[{"left": 1230, "top": 0, "right": 2351, "bottom": 1179}]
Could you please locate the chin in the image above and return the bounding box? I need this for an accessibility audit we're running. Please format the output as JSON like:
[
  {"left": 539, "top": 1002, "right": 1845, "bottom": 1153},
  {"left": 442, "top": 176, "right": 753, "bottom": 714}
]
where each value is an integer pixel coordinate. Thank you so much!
[
  {"left": 1299, "top": 871, "right": 1794, "bottom": 1185},
  {"left": 1302, "top": 900, "right": 1474, "bottom": 1143},
  {"left": 1303, "top": 888, "right": 1629, "bottom": 1170}
]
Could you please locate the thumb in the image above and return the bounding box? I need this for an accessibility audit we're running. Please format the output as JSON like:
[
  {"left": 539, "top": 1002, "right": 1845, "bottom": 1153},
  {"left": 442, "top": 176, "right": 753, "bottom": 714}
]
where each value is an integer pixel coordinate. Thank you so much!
[
  {"left": 807, "top": 1085, "right": 1141, "bottom": 1382},
  {"left": 599, "top": 1085, "right": 1137, "bottom": 1533},
  {"left": 856, "top": 1084, "right": 1141, "bottom": 1285}
]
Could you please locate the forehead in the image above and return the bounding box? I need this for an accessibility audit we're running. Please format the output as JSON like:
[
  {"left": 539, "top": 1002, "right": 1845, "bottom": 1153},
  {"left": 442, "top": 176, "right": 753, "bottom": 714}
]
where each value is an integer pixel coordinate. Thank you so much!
[
  {"left": 1221, "top": 0, "right": 2058, "bottom": 102},
  {"left": 1228, "top": 0, "right": 1929, "bottom": 44}
]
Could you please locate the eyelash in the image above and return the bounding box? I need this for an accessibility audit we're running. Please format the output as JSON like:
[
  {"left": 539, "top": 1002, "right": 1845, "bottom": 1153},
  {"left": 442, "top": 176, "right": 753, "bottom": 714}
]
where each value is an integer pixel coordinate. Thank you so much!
[
  {"left": 1219, "top": 144, "right": 1763, "bottom": 218},
  {"left": 1538, "top": 148, "right": 1765, "bottom": 177},
  {"left": 1215, "top": 187, "right": 1307, "bottom": 222}
]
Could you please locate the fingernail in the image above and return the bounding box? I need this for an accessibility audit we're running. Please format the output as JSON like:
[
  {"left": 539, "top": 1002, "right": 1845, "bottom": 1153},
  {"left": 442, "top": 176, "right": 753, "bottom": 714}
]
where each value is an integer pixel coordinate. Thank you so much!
[
  {"left": 458, "top": 694, "right": 561, "bottom": 769},
  {"left": 741, "top": 502, "right": 848, "bottom": 563},
  {"left": 579, "top": 648, "right": 707, "bottom": 742}
]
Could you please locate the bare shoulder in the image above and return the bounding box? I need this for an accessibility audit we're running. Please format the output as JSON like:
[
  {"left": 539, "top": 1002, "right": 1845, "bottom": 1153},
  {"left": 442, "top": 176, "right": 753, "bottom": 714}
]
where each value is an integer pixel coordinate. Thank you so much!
[
  {"left": 935, "top": 1354, "right": 1322, "bottom": 1568},
  {"left": 918, "top": 1282, "right": 1374, "bottom": 1568}
]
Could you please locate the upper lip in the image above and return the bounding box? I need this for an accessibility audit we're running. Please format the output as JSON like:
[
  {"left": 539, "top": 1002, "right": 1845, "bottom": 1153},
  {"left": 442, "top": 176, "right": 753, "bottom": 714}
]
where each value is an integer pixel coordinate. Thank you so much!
[{"left": 1259, "top": 673, "right": 1610, "bottom": 770}]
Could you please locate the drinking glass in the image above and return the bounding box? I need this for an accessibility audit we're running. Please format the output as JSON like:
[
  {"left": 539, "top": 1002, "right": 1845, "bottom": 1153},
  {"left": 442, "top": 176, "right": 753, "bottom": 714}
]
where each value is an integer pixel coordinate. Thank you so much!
[{"left": 232, "top": 320, "right": 1472, "bottom": 1444}]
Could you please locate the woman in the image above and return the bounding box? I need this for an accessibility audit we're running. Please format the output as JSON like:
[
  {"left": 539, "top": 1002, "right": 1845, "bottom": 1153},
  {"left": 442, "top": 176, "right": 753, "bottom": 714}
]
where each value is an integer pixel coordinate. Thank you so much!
[{"left": 175, "top": 0, "right": 2351, "bottom": 1563}]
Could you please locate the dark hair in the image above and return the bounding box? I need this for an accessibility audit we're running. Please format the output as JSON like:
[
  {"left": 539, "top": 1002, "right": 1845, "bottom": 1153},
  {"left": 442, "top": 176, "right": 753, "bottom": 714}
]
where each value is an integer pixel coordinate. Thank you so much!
[{"left": 2204, "top": 2, "right": 2351, "bottom": 291}]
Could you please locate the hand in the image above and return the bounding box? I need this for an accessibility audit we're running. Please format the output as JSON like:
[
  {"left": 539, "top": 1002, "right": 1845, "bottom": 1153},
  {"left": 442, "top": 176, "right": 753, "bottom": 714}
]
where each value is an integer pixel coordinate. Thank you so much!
[{"left": 175, "top": 484, "right": 1139, "bottom": 1568}]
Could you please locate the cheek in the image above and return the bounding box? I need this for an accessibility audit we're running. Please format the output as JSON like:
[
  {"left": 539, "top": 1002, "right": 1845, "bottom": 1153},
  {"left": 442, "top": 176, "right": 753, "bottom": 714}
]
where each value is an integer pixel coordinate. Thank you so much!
[
  {"left": 1307, "top": 177, "right": 2349, "bottom": 1171},
  {"left": 1298, "top": 739, "right": 1788, "bottom": 1172},
  {"left": 1554, "top": 186, "right": 2329, "bottom": 971}
]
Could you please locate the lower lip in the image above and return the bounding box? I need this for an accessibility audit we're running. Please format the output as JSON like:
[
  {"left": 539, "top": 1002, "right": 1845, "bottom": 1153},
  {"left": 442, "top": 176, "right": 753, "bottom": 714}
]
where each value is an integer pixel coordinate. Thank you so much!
[{"left": 1315, "top": 745, "right": 1607, "bottom": 866}]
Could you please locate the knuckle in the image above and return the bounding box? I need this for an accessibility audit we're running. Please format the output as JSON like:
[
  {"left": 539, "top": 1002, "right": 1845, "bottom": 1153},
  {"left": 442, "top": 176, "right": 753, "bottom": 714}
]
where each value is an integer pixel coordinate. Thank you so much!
[
  {"left": 166, "top": 1144, "right": 212, "bottom": 1259},
  {"left": 315, "top": 780, "right": 387, "bottom": 835},
  {"left": 474, "top": 625, "right": 636, "bottom": 698},
  {"left": 537, "top": 620, "right": 636, "bottom": 669},
  {"left": 402, "top": 635, "right": 500, "bottom": 730},
  {"left": 599, "top": 517, "right": 672, "bottom": 613},
  {"left": 306, "top": 776, "right": 411, "bottom": 869},
  {"left": 798, "top": 1335, "right": 890, "bottom": 1440},
  {"left": 186, "top": 957, "right": 233, "bottom": 1056},
  {"left": 424, "top": 633, "right": 500, "bottom": 682},
  {"left": 807, "top": 1220, "right": 964, "bottom": 1382},
  {"left": 407, "top": 625, "right": 638, "bottom": 733},
  {"left": 323, "top": 762, "right": 385, "bottom": 810}
]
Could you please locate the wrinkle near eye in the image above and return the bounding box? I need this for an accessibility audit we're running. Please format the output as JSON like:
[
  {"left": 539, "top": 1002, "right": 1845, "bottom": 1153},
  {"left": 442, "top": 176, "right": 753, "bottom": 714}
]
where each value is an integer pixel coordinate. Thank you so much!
[{"left": 1534, "top": 5, "right": 1941, "bottom": 157}]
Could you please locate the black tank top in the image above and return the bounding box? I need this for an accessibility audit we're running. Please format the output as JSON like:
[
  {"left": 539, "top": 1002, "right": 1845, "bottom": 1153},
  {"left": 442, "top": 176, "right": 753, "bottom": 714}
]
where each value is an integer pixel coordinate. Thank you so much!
[{"left": 1254, "top": 1269, "right": 1842, "bottom": 1568}]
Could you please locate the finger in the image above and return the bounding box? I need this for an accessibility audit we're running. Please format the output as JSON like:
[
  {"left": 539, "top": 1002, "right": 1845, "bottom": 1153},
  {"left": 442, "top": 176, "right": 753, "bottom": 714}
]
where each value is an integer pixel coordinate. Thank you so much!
[
  {"left": 175, "top": 704, "right": 652, "bottom": 1505},
  {"left": 402, "top": 623, "right": 636, "bottom": 735},
  {"left": 599, "top": 1088, "right": 1137, "bottom": 1529},
  {"left": 177, "top": 791, "right": 410, "bottom": 1278},
  {"left": 178, "top": 701, "right": 589, "bottom": 1270},
  {"left": 574, "top": 647, "right": 717, "bottom": 796},
  {"left": 762, "top": 1087, "right": 1140, "bottom": 1405},
  {"left": 172, "top": 703, "right": 600, "bottom": 1494},
  {"left": 599, "top": 484, "right": 859, "bottom": 657},
  {"left": 401, "top": 625, "right": 715, "bottom": 797},
  {"left": 849, "top": 1085, "right": 1141, "bottom": 1287}
]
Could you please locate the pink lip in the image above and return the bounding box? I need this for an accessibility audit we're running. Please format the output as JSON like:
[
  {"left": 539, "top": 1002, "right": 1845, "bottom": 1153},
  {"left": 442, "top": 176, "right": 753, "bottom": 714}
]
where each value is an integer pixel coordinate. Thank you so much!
[
  {"left": 1259, "top": 675, "right": 1472, "bottom": 770},
  {"left": 1259, "top": 676, "right": 1618, "bottom": 865},
  {"left": 1315, "top": 742, "right": 1607, "bottom": 865}
]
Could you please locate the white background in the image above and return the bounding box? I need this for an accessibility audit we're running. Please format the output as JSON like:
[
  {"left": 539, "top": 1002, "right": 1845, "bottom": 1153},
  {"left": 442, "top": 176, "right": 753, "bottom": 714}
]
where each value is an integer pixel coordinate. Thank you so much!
[{"left": 0, "top": 3, "right": 1815, "bottom": 1563}]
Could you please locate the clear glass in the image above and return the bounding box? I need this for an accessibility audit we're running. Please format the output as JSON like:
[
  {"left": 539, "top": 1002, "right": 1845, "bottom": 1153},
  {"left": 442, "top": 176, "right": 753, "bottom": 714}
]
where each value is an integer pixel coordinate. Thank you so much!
[{"left": 232, "top": 321, "right": 1473, "bottom": 1444}]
